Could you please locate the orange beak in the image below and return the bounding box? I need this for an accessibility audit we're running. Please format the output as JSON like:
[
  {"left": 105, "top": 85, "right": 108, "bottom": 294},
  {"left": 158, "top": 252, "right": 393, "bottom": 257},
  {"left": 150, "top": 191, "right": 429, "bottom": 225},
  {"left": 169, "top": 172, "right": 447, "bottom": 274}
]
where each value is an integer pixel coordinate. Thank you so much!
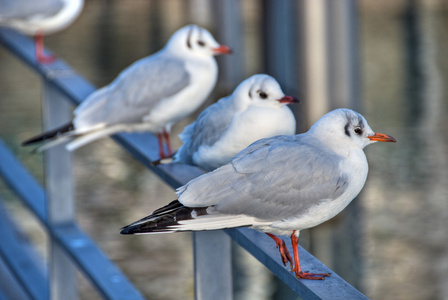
[
  {"left": 368, "top": 133, "right": 396, "bottom": 143},
  {"left": 278, "top": 95, "right": 299, "bottom": 104},
  {"left": 212, "top": 45, "right": 233, "bottom": 55}
]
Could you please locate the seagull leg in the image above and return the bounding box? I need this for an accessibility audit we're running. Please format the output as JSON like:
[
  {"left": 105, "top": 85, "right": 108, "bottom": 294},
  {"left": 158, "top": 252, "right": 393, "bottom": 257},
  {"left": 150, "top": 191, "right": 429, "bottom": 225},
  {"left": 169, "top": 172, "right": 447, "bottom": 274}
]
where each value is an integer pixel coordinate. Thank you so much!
[
  {"left": 157, "top": 133, "right": 166, "bottom": 158},
  {"left": 266, "top": 233, "right": 293, "bottom": 268},
  {"left": 162, "top": 128, "right": 173, "bottom": 156},
  {"left": 290, "top": 230, "right": 330, "bottom": 280},
  {"left": 35, "top": 33, "right": 56, "bottom": 64}
]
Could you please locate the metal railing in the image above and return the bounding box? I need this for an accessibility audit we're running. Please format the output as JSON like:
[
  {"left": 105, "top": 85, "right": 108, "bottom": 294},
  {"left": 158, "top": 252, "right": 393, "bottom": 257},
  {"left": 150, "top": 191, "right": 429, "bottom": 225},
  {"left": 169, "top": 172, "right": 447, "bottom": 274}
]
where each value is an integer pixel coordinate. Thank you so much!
[{"left": 0, "top": 28, "right": 367, "bottom": 300}]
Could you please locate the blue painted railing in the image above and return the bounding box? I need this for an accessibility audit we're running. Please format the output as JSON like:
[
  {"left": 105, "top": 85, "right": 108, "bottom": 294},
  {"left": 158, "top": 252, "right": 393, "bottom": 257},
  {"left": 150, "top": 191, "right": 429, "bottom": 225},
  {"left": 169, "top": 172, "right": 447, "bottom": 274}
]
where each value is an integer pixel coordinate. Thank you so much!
[{"left": 0, "top": 28, "right": 367, "bottom": 300}]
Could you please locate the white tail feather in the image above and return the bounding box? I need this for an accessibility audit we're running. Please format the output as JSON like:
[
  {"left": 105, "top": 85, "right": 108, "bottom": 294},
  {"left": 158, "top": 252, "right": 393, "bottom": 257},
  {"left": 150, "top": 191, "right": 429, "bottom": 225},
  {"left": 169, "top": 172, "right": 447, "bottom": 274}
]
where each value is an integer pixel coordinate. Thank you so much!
[
  {"left": 34, "top": 135, "right": 73, "bottom": 152},
  {"left": 65, "top": 125, "right": 129, "bottom": 151},
  {"left": 170, "top": 211, "right": 256, "bottom": 232}
]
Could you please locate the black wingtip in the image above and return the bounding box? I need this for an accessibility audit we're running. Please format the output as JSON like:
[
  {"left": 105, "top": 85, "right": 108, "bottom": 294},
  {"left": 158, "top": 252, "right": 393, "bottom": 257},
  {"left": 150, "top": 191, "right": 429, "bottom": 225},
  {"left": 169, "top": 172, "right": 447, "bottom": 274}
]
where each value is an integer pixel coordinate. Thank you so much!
[
  {"left": 120, "top": 226, "right": 134, "bottom": 235},
  {"left": 119, "top": 224, "right": 154, "bottom": 235},
  {"left": 120, "top": 200, "right": 182, "bottom": 235},
  {"left": 22, "top": 136, "right": 40, "bottom": 146},
  {"left": 22, "top": 121, "right": 74, "bottom": 146},
  {"left": 119, "top": 200, "right": 209, "bottom": 235}
]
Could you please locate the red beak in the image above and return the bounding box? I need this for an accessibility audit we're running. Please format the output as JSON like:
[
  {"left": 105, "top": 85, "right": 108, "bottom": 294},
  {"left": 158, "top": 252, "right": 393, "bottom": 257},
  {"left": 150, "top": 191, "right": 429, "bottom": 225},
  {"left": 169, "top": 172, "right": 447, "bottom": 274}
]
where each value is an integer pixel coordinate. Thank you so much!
[
  {"left": 212, "top": 45, "right": 233, "bottom": 55},
  {"left": 278, "top": 95, "right": 299, "bottom": 104},
  {"left": 368, "top": 133, "right": 396, "bottom": 143}
]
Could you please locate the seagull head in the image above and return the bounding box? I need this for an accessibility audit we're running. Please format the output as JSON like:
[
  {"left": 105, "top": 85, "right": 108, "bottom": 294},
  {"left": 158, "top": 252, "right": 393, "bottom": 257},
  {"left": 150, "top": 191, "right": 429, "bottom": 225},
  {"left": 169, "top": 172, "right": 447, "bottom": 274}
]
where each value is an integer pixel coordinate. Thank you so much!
[
  {"left": 166, "top": 25, "right": 232, "bottom": 57},
  {"left": 309, "top": 108, "right": 396, "bottom": 150},
  {"left": 233, "top": 74, "right": 299, "bottom": 108}
]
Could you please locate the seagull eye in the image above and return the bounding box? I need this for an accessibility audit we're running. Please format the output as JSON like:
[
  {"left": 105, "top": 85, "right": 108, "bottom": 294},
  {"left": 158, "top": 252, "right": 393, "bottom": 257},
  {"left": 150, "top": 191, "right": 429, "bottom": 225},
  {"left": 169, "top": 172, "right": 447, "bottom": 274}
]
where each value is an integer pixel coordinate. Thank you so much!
[
  {"left": 259, "top": 92, "right": 268, "bottom": 99},
  {"left": 197, "top": 40, "right": 205, "bottom": 47},
  {"left": 354, "top": 127, "right": 362, "bottom": 135}
]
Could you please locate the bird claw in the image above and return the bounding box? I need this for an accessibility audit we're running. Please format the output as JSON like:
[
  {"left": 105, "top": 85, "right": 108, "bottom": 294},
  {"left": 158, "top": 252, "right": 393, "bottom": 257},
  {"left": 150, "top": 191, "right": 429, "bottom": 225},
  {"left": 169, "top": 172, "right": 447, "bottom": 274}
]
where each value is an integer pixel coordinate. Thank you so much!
[
  {"left": 37, "top": 53, "right": 57, "bottom": 64},
  {"left": 275, "top": 240, "right": 293, "bottom": 268},
  {"left": 266, "top": 233, "right": 294, "bottom": 268},
  {"left": 295, "top": 271, "right": 331, "bottom": 280},
  {"left": 280, "top": 249, "right": 293, "bottom": 268}
]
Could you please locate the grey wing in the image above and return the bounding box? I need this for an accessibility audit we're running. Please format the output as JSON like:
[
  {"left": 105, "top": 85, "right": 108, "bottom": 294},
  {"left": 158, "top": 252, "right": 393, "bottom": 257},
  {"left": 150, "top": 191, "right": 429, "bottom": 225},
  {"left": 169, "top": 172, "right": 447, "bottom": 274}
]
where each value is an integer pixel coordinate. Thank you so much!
[
  {"left": 231, "top": 135, "right": 293, "bottom": 173},
  {"left": 74, "top": 54, "right": 190, "bottom": 128},
  {"left": 176, "top": 96, "right": 236, "bottom": 163},
  {"left": 177, "top": 135, "right": 295, "bottom": 204},
  {"left": 179, "top": 136, "right": 348, "bottom": 221},
  {"left": 0, "top": 0, "right": 63, "bottom": 20}
]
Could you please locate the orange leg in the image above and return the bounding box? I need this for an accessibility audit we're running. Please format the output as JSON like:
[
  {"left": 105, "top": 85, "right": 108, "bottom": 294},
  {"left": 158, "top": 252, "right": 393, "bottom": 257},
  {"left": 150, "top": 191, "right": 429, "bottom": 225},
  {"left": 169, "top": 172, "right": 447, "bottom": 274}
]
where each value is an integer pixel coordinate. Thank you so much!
[
  {"left": 157, "top": 133, "right": 166, "bottom": 158},
  {"left": 291, "top": 230, "right": 330, "bottom": 280},
  {"left": 266, "top": 233, "right": 293, "bottom": 268},
  {"left": 157, "top": 129, "right": 172, "bottom": 158},
  {"left": 162, "top": 128, "right": 173, "bottom": 156},
  {"left": 35, "top": 33, "right": 56, "bottom": 64}
]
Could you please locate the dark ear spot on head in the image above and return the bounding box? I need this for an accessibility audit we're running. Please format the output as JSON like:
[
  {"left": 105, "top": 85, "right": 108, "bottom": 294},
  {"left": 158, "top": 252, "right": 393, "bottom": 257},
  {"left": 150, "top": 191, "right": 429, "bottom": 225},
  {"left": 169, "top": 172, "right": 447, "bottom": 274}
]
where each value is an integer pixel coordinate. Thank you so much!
[
  {"left": 344, "top": 123, "right": 351, "bottom": 137},
  {"left": 357, "top": 115, "right": 363, "bottom": 128},
  {"left": 186, "top": 27, "right": 194, "bottom": 49}
]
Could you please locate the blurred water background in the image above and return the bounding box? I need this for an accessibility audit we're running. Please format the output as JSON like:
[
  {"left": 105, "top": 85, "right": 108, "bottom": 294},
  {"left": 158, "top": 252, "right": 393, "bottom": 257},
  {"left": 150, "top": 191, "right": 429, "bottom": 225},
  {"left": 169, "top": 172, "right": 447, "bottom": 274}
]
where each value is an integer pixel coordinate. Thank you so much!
[{"left": 1, "top": 0, "right": 448, "bottom": 299}]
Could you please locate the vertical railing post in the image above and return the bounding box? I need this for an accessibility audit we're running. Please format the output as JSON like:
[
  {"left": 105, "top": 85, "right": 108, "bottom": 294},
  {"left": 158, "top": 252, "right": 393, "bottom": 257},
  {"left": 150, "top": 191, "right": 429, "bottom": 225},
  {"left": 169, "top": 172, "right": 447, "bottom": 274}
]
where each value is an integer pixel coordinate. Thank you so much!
[
  {"left": 193, "top": 231, "right": 232, "bottom": 300},
  {"left": 262, "top": 0, "right": 299, "bottom": 95},
  {"left": 261, "top": 0, "right": 302, "bottom": 132},
  {"left": 191, "top": 1, "right": 243, "bottom": 299},
  {"left": 299, "top": 0, "right": 360, "bottom": 122},
  {"left": 213, "top": 0, "right": 245, "bottom": 89},
  {"left": 299, "top": 0, "right": 362, "bottom": 288},
  {"left": 327, "top": 0, "right": 361, "bottom": 112},
  {"left": 42, "top": 81, "right": 78, "bottom": 300},
  {"left": 300, "top": 0, "right": 331, "bottom": 126}
]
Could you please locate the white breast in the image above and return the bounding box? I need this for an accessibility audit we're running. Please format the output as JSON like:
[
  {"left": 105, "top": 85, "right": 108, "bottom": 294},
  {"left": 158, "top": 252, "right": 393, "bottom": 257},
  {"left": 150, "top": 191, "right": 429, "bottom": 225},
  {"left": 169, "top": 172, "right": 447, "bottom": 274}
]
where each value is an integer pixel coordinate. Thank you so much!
[
  {"left": 7, "top": 0, "right": 84, "bottom": 35},
  {"left": 266, "top": 149, "right": 369, "bottom": 235},
  {"left": 193, "top": 105, "right": 296, "bottom": 170}
]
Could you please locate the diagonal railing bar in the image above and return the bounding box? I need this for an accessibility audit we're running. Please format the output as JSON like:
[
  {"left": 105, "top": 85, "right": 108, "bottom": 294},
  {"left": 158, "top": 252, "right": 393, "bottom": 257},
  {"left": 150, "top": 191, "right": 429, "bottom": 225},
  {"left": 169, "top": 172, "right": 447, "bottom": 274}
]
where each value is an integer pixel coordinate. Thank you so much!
[
  {"left": 0, "top": 139, "right": 145, "bottom": 300},
  {"left": 0, "top": 201, "right": 48, "bottom": 300},
  {"left": 0, "top": 28, "right": 368, "bottom": 299},
  {"left": 226, "top": 228, "right": 368, "bottom": 300},
  {"left": 52, "top": 223, "right": 144, "bottom": 300}
]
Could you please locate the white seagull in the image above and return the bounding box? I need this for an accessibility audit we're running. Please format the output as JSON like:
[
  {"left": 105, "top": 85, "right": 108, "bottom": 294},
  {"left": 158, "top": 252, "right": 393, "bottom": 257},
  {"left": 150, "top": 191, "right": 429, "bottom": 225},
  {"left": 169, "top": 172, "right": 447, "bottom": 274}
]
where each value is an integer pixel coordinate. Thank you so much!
[
  {"left": 121, "top": 108, "right": 396, "bottom": 280},
  {"left": 0, "top": 0, "right": 84, "bottom": 63},
  {"left": 22, "top": 24, "right": 232, "bottom": 156},
  {"left": 173, "top": 74, "right": 298, "bottom": 171}
]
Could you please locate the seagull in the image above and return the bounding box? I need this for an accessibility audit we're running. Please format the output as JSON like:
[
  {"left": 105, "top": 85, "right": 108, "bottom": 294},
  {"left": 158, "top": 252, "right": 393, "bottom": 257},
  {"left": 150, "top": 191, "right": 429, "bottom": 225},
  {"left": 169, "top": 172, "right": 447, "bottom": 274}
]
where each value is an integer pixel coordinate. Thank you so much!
[
  {"left": 0, "top": 0, "right": 84, "bottom": 63},
  {"left": 121, "top": 108, "right": 396, "bottom": 280},
  {"left": 22, "top": 24, "right": 232, "bottom": 157},
  {"left": 173, "top": 74, "right": 298, "bottom": 171}
]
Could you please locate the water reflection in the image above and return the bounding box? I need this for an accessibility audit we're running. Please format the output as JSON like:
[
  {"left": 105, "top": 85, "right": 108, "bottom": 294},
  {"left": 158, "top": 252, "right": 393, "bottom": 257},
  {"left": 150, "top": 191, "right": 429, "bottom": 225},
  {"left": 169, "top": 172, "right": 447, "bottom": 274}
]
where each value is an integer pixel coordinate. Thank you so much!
[{"left": 362, "top": 1, "right": 448, "bottom": 299}]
